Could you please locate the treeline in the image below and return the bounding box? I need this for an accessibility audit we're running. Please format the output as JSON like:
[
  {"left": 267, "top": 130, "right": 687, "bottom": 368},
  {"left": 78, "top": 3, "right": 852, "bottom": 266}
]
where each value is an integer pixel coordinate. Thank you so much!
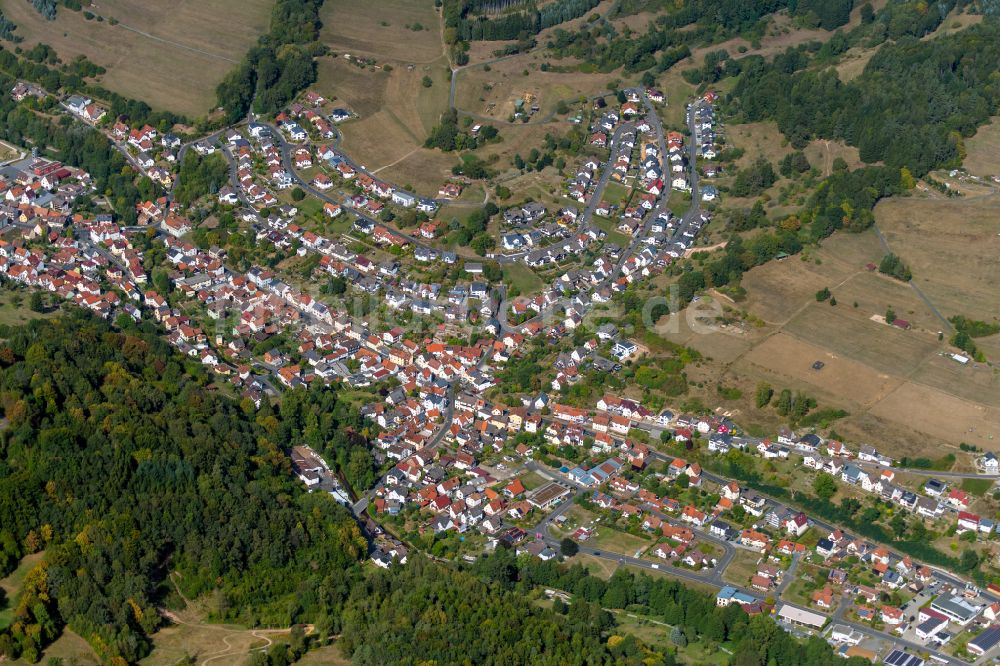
[
  {"left": 341, "top": 548, "right": 872, "bottom": 666},
  {"left": 216, "top": 0, "right": 324, "bottom": 123},
  {"left": 451, "top": 0, "right": 601, "bottom": 41},
  {"left": 30, "top": 0, "right": 57, "bottom": 20},
  {"left": 547, "top": 19, "right": 698, "bottom": 74},
  {"left": 0, "top": 11, "right": 20, "bottom": 42},
  {"left": 729, "top": 18, "right": 1000, "bottom": 175},
  {"left": 0, "top": 313, "right": 367, "bottom": 663}
]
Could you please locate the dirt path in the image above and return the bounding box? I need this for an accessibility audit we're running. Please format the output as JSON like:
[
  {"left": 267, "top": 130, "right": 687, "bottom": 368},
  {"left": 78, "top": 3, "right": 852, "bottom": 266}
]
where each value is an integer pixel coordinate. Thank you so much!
[
  {"left": 370, "top": 147, "right": 420, "bottom": 174},
  {"left": 110, "top": 22, "right": 239, "bottom": 64},
  {"left": 161, "top": 573, "right": 314, "bottom": 666}
]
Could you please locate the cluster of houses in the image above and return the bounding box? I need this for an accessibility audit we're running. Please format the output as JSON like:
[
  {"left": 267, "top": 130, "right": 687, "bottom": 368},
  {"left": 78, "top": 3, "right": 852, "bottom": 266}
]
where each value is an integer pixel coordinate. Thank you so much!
[
  {"left": 692, "top": 93, "right": 720, "bottom": 202},
  {"left": 0, "top": 157, "right": 150, "bottom": 319},
  {"left": 109, "top": 119, "right": 179, "bottom": 187},
  {"left": 65, "top": 94, "right": 107, "bottom": 124}
]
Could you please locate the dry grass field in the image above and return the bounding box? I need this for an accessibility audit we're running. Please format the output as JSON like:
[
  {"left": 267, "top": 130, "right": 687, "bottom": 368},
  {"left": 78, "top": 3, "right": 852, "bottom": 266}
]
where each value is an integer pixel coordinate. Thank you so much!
[
  {"left": 139, "top": 621, "right": 285, "bottom": 666},
  {"left": 874, "top": 194, "right": 1000, "bottom": 321},
  {"left": 454, "top": 53, "right": 615, "bottom": 121},
  {"left": 964, "top": 117, "right": 1000, "bottom": 178},
  {"left": 726, "top": 122, "right": 863, "bottom": 176},
  {"left": 315, "top": 0, "right": 458, "bottom": 192},
  {"left": 0, "top": 0, "right": 273, "bottom": 117},
  {"left": 13, "top": 630, "right": 100, "bottom": 666},
  {"left": 835, "top": 46, "right": 877, "bottom": 82},
  {"left": 658, "top": 217, "right": 1000, "bottom": 456},
  {"left": 320, "top": 0, "right": 444, "bottom": 63}
]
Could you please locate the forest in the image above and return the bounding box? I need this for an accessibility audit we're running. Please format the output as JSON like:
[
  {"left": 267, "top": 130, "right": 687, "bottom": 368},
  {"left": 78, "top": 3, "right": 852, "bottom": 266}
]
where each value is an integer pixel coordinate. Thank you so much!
[
  {"left": 216, "top": 0, "right": 325, "bottom": 123},
  {"left": 0, "top": 312, "right": 367, "bottom": 663},
  {"left": 174, "top": 151, "right": 230, "bottom": 206},
  {"left": 729, "top": 15, "right": 1000, "bottom": 175},
  {"left": 450, "top": 0, "right": 601, "bottom": 41}
]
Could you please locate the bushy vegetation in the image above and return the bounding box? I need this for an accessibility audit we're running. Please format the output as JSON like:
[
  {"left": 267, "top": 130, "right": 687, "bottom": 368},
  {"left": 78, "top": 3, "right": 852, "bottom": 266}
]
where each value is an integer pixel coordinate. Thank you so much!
[
  {"left": 877, "top": 253, "right": 911, "bottom": 282},
  {"left": 788, "top": 0, "right": 853, "bottom": 30},
  {"left": 174, "top": 151, "right": 229, "bottom": 205},
  {"left": 0, "top": 12, "right": 20, "bottom": 42},
  {"left": 729, "top": 157, "right": 776, "bottom": 197}
]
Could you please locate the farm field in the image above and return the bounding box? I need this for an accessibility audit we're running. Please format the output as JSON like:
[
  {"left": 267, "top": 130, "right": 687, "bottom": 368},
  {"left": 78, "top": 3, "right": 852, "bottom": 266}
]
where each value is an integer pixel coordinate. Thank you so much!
[
  {"left": 874, "top": 194, "right": 1000, "bottom": 322},
  {"left": 320, "top": 0, "right": 444, "bottom": 64},
  {"left": 659, "top": 219, "right": 1000, "bottom": 456},
  {"left": 0, "top": 0, "right": 273, "bottom": 117}
]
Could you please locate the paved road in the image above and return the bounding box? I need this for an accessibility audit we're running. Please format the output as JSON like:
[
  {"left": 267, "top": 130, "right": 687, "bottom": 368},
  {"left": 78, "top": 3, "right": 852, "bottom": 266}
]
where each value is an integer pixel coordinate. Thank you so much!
[
  {"left": 352, "top": 383, "right": 456, "bottom": 517},
  {"left": 259, "top": 122, "right": 439, "bottom": 251},
  {"left": 578, "top": 121, "right": 637, "bottom": 231}
]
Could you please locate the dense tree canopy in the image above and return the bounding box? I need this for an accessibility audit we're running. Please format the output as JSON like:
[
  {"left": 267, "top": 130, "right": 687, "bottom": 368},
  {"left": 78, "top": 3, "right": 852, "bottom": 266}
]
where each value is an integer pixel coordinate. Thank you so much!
[
  {"left": 216, "top": 0, "right": 324, "bottom": 122},
  {"left": 0, "top": 313, "right": 366, "bottom": 663},
  {"left": 729, "top": 18, "right": 1000, "bottom": 176}
]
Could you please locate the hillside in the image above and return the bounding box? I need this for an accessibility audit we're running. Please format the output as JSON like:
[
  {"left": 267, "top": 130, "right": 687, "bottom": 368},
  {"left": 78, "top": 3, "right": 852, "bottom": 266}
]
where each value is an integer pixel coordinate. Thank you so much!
[{"left": 0, "top": 0, "right": 274, "bottom": 117}]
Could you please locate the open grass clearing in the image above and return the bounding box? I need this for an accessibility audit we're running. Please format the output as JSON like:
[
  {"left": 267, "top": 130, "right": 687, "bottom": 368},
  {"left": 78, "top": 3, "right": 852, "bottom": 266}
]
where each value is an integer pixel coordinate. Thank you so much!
[
  {"left": 874, "top": 194, "right": 1000, "bottom": 322},
  {"left": 591, "top": 215, "right": 631, "bottom": 247},
  {"left": 503, "top": 263, "right": 544, "bottom": 296},
  {"left": 726, "top": 122, "right": 865, "bottom": 179},
  {"left": 140, "top": 621, "right": 287, "bottom": 666},
  {"left": 516, "top": 470, "right": 547, "bottom": 491},
  {"left": 1, "top": 0, "right": 273, "bottom": 117},
  {"left": 0, "top": 552, "right": 45, "bottom": 630},
  {"left": 12, "top": 629, "right": 100, "bottom": 666},
  {"left": 570, "top": 552, "right": 619, "bottom": 579},
  {"left": 0, "top": 286, "right": 58, "bottom": 328},
  {"left": 294, "top": 643, "right": 352, "bottom": 666},
  {"left": 590, "top": 527, "right": 654, "bottom": 557},
  {"left": 320, "top": 0, "right": 444, "bottom": 64},
  {"left": 835, "top": 46, "right": 878, "bottom": 83},
  {"left": 721, "top": 550, "right": 761, "bottom": 587},
  {"left": 611, "top": 609, "right": 731, "bottom": 665},
  {"left": 961, "top": 478, "right": 994, "bottom": 496},
  {"left": 964, "top": 117, "right": 1000, "bottom": 177}
]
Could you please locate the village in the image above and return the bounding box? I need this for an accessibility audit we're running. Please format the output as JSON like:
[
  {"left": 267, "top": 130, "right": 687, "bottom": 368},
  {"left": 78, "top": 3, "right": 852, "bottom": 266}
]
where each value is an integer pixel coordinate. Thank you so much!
[{"left": 2, "top": 75, "right": 1000, "bottom": 666}]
